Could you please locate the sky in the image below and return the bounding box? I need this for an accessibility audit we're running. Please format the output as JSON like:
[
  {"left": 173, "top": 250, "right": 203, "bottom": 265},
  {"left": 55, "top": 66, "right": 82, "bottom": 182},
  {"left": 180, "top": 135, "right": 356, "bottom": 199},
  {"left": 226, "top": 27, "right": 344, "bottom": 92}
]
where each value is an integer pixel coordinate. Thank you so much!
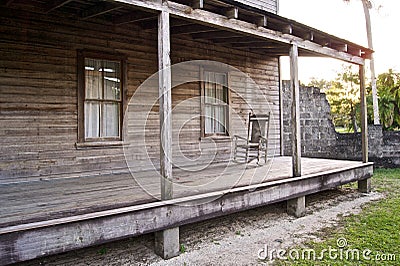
[{"left": 278, "top": 0, "right": 399, "bottom": 83}]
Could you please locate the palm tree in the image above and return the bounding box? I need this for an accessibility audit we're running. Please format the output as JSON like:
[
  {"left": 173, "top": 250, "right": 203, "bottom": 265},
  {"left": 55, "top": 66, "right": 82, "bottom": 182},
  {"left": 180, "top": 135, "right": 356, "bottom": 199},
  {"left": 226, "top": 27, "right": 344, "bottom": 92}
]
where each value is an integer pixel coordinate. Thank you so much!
[{"left": 344, "top": 0, "right": 380, "bottom": 125}]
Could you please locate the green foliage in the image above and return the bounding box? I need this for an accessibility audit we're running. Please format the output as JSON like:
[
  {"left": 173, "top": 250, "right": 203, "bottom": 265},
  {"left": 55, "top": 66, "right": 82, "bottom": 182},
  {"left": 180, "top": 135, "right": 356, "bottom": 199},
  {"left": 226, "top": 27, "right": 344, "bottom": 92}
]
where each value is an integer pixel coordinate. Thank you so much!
[
  {"left": 308, "top": 65, "right": 360, "bottom": 131},
  {"left": 375, "top": 69, "right": 400, "bottom": 130},
  {"left": 309, "top": 67, "right": 400, "bottom": 131},
  {"left": 98, "top": 247, "right": 107, "bottom": 255},
  {"left": 180, "top": 243, "right": 186, "bottom": 253}
]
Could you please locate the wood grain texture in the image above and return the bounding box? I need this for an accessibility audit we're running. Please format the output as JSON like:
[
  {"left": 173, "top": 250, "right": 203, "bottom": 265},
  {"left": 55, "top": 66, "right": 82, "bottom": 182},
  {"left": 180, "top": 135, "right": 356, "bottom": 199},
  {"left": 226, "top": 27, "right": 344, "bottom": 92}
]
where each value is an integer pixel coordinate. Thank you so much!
[
  {"left": 359, "top": 64, "right": 368, "bottom": 163},
  {"left": 0, "top": 157, "right": 373, "bottom": 264},
  {"left": 0, "top": 157, "right": 372, "bottom": 229},
  {"left": 0, "top": 7, "right": 281, "bottom": 183},
  {"left": 290, "top": 43, "right": 301, "bottom": 176},
  {"left": 158, "top": 10, "right": 173, "bottom": 200}
]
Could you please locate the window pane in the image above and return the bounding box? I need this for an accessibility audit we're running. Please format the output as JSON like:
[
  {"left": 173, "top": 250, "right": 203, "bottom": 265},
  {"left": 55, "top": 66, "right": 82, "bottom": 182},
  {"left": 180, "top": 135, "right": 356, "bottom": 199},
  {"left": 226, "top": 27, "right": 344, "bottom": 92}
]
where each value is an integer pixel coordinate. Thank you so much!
[
  {"left": 215, "top": 73, "right": 227, "bottom": 103},
  {"left": 85, "top": 102, "right": 100, "bottom": 138},
  {"left": 103, "top": 60, "right": 121, "bottom": 100},
  {"left": 204, "top": 105, "right": 214, "bottom": 134},
  {"left": 215, "top": 105, "right": 226, "bottom": 133},
  {"left": 85, "top": 58, "right": 102, "bottom": 99},
  {"left": 204, "top": 71, "right": 215, "bottom": 103},
  {"left": 102, "top": 103, "right": 120, "bottom": 137},
  {"left": 203, "top": 71, "right": 229, "bottom": 135}
]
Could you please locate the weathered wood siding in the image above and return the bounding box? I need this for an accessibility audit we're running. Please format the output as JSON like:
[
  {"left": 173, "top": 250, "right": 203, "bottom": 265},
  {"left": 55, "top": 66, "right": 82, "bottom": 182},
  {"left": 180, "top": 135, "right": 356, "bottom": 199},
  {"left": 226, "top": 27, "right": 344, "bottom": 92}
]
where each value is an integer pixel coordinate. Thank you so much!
[
  {"left": 0, "top": 8, "right": 280, "bottom": 183},
  {"left": 233, "top": 0, "right": 278, "bottom": 13}
]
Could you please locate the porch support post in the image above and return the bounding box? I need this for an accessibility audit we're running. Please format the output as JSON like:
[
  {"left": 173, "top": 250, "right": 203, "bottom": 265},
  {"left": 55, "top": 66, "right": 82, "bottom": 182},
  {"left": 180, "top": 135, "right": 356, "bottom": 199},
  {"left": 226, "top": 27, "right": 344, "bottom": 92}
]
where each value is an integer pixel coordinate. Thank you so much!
[
  {"left": 358, "top": 64, "right": 371, "bottom": 193},
  {"left": 290, "top": 43, "right": 301, "bottom": 177},
  {"left": 287, "top": 195, "right": 306, "bottom": 217},
  {"left": 155, "top": 9, "right": 180, "bottom": 259},
  {"left": 359, "top": 64, "right": 368, "bottom": 164}
]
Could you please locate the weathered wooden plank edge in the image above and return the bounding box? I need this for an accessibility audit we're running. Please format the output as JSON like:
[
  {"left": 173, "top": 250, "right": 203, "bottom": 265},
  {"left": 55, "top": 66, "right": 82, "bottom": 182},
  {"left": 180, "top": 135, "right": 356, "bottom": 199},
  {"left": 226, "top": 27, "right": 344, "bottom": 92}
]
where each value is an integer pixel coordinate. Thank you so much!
[
  {"left": 0, "top": 161, "right": 373, "bottom": 235},
  {"left": 0, "top": 163, "right": 373, "bottom": 264}
]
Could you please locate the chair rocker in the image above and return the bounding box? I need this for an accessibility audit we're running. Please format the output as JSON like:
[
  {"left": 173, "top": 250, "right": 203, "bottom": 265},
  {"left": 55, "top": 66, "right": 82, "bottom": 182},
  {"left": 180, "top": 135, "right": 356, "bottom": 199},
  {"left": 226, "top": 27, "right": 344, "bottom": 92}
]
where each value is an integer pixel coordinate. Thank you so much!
[{"left": 233, "top": 112, "right": 271, "bottom": 164}]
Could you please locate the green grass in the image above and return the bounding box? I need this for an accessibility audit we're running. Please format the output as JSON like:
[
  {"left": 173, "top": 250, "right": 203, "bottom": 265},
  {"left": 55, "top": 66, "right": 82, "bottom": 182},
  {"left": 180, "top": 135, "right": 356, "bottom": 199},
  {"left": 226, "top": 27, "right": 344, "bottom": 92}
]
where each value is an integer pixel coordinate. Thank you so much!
[
  {"left": 180, "top": 243, "right": 186, "bottom": 253},
  {"left": 276, "top": 168, "right": 400, "bottom": 265}
]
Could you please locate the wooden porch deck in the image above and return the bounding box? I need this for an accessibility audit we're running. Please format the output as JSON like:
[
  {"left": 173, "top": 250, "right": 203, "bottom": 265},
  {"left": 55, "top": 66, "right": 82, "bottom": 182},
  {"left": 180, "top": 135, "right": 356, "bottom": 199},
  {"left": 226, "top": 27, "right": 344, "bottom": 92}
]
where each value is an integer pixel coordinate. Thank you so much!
[
  {"left": 0, "top": 156, "right": 373, "bottom": 264},
  {"left": 1, "top": 156, "right": 370, "bottom": 229}
]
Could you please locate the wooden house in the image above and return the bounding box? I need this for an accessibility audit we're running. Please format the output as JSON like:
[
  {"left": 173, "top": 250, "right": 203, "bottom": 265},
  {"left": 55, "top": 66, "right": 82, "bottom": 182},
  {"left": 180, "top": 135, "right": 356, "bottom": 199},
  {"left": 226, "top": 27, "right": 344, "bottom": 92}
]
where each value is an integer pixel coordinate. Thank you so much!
[{"left": 0, "top": 0, "right": 373, "bottom": 263}]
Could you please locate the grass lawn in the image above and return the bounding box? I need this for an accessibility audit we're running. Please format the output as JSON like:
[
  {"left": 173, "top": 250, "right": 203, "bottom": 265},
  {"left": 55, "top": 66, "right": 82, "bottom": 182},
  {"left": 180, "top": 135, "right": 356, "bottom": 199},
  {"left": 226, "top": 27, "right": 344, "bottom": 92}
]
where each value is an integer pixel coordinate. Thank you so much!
[{"left": 278, "top": 168, "right": 400, "bottom": 265}]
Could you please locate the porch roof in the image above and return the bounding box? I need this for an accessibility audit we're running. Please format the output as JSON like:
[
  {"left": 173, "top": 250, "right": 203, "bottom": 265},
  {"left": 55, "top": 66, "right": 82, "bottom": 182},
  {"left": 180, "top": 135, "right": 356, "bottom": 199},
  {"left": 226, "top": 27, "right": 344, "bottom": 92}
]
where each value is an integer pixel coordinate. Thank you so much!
[{"left": 7, "top": 0, "right": 372, "bottom": 64}]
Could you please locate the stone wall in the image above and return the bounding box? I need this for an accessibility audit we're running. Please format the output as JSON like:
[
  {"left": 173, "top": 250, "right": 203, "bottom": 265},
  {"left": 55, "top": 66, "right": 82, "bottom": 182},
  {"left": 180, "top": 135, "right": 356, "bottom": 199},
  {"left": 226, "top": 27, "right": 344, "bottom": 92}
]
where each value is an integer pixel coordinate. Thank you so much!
[
  {"left": 282, "top": 81, "right": 337, "bottom": 158},
  {"left": 282, "top": 81, "right": 400, "bottom": 168}
]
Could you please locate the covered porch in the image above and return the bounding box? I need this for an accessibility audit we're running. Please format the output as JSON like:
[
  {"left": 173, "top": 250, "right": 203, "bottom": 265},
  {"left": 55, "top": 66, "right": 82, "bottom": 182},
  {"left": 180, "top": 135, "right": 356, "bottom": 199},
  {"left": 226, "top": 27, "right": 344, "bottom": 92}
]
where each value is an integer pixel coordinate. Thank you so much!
[{"left": 0, "top": 0, "right": 373, "bottom": 264}]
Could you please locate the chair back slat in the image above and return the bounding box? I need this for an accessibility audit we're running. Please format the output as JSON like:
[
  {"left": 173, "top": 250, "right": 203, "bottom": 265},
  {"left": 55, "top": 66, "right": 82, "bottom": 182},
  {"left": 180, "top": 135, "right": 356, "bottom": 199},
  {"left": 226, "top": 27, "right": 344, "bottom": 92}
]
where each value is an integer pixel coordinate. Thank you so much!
[
  {"left": 247, "top": 112, "right": 270, "bottom": 144},
  {"left": 234, "top": 112, "right": 271, "bottom": 164}
]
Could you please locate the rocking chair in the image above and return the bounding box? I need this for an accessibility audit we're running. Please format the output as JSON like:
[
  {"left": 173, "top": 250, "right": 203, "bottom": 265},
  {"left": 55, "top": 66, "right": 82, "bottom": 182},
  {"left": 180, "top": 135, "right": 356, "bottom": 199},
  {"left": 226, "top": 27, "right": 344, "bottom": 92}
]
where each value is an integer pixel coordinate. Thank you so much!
[{"left": 233, "top": 112, "right": 271, "bottom": 164}]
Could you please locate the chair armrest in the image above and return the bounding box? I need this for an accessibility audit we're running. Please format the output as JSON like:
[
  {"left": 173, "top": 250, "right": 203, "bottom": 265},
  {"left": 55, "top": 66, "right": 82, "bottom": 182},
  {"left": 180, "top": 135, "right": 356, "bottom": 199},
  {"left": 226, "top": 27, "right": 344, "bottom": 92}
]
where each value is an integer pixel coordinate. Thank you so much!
[{"left": 234, "top": 135, "right": 247, "bottom": 141}]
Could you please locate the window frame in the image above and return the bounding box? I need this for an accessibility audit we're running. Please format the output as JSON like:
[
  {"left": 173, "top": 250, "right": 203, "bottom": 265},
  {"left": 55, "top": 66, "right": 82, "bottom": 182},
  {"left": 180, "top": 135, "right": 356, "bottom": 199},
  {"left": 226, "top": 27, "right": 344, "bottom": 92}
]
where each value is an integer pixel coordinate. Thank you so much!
[
  {"left": 77, "top": 50, "right": 127, "bottom": 144},
  {"left": 200, "top": 68, "right": 230, "bottom": 138}
]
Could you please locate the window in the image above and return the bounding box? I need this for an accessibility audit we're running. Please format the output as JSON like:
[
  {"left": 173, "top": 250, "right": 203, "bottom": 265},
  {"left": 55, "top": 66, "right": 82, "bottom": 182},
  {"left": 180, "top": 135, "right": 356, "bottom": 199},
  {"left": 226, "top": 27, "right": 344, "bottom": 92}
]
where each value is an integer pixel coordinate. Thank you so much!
[
  {"left": 202, "top": 70, "right": 229, "bottom": 136},
  {"left": 78, "top": 51, "right": 125, "bottom": 143}
]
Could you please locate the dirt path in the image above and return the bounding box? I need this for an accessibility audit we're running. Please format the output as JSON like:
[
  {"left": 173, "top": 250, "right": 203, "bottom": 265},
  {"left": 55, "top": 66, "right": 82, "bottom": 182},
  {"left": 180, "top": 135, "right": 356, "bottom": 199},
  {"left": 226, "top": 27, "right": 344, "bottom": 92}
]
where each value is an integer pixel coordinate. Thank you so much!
[{"left": 22, "top": 188, "right": 383, "bottom": 266}]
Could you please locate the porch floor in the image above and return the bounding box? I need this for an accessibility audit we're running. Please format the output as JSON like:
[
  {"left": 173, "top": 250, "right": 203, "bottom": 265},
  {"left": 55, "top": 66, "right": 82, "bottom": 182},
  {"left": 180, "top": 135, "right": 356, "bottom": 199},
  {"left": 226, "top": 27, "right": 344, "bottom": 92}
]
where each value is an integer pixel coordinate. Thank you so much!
[{"left": 0, "top": 156, "right": 369, "bottom": 228}]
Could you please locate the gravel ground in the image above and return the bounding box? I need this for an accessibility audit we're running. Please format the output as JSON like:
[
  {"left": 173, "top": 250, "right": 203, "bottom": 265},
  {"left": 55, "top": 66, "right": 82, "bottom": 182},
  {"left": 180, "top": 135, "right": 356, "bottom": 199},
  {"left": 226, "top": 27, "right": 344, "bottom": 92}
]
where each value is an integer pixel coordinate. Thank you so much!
[{"left": 20, "top": 188, "right": 383, "bottom": 266}]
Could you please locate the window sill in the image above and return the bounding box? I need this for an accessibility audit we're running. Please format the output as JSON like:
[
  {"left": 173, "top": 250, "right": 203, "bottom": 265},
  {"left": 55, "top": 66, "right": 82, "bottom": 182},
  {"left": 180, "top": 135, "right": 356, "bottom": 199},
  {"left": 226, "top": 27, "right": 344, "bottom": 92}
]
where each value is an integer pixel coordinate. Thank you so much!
[
  {"left": 75, "top": 140, "right": 124, "bottom": 150},
  {"left": 201, "top": 135, "right": 231, "bottom": 142}
]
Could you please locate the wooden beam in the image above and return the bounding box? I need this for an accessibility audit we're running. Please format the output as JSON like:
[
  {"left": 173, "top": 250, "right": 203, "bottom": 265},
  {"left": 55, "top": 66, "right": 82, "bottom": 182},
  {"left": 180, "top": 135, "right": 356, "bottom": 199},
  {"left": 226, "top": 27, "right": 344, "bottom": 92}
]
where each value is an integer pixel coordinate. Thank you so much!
[
  {"left": 235, "top": 42, "right": 278, "bottom": 48},
  {"left": 113, "top": 11, "right": 156, "bottom": 25},
  {"left": 171, "top": 20, "right": 193, "bottom": 27},
  {"left": 192, "top": 0, "right": 204, "bottom": 9},
  {"left": 358, "top": 178, "right": 371, "bottom": 193},
  {"left": 211, "top": 37, "right": 263, "bottom": 44},
  {"left": 113, "top": 0, "right": 366, "bottom": 65},
  {"left": 155, "top": 227, "right": 179, "bottom": 259},
  {"left": 279, "top": 63, "right": 284, "bottom": 156},
  {"left": 255, "top": 15, "right": 267, "bottom": 27},
  {"left": 192, "top": 30, "right": 240, "bottom": 39},
  {"left": 321, "top": 39, "right": 331, "bottom": 47},
  {"left": 358, "top": 64, "right": 371, "bottom": 192},
  {"left": 156, "top": 10, "right": 179, "bottom": 259},
  {"left": 44, "top": 0, "right": 73, "bottom": 13},
  {"left": 249, "top": 47, "right": 289, "bottom": 53},
  {"left": 171, "top": 24, "right": 216, "bottom": 35},
  {"left": 225, "top": 7, "right": 238, "bottom": 19},
  {"left": 138, "top": 18, "right": 158, "bottom": 30},
  {"left": 282, "top": 24, "right": 292, "bottom": 34},
  {"left": 359, "top": 64, "right": 368, "bottom": 163},
  {"left": 348, "top": 46, "right": 362, "bottom": 57},
  {"left": 303, "top": 31, "right": 314, "bottom": 41},
  {"left": 330, "top": 43, "right": 348, "bottom": 52},
  {"left": 290, "top": 43, "right": 301, "bottom": 177},
  {"left": 158, "top": 10, "right": 173, "bottom": 200},
  {"left": 80, "top": 2, "right": 122, "bottom": 19},
  {"left": 287, "top": 196, "right": 305, "bottom": 217}
]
